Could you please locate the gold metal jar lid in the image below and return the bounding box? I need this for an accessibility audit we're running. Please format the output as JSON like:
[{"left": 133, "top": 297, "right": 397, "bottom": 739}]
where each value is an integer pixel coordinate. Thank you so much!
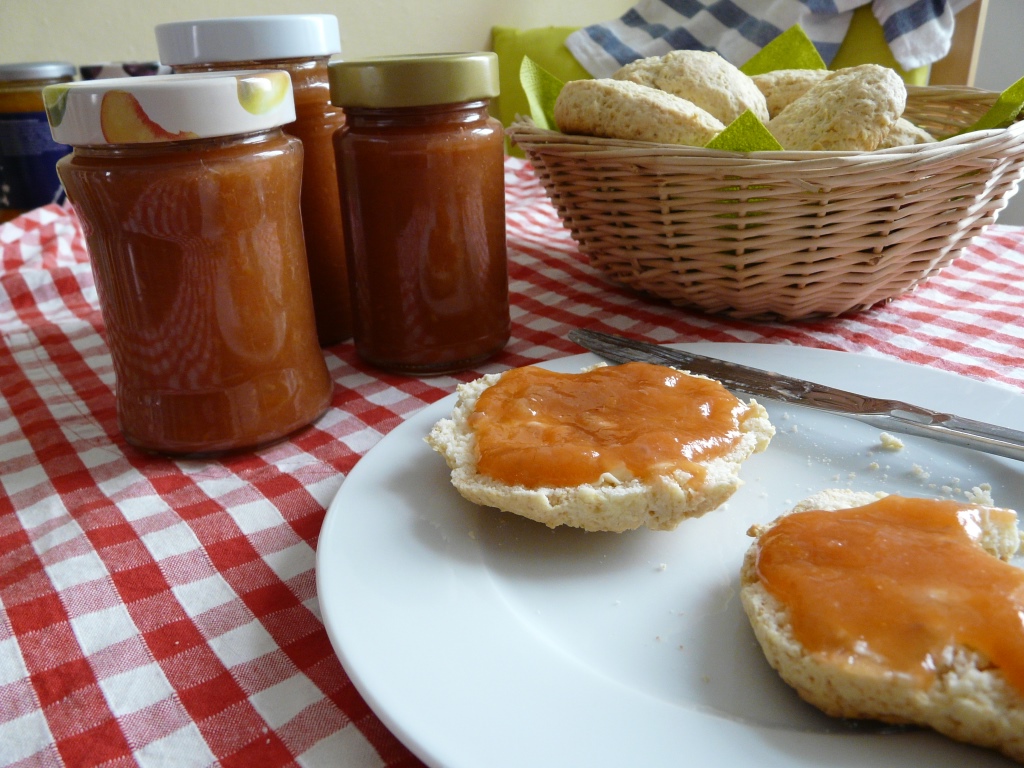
[{"left": 328, "top": 52, "right": 499, "bottom": 109}]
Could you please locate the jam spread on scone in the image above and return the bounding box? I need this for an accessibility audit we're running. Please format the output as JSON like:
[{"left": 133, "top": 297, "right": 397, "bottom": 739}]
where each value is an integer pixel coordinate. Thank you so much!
[
  {"left": 754, "top": 495, "right": 1024, "bottom": 694},
  {"left": 468, "top": 362, "right": 748, "bottom": 488}
]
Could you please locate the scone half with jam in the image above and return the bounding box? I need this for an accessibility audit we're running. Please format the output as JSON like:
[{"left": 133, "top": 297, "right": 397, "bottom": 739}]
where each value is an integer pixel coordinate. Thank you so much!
[
  {"left": 741, "top": 489, "right": 1024, "bottom": 763},
  {"left": 426, "top": 362, "right": 774, "bottom": 533}
]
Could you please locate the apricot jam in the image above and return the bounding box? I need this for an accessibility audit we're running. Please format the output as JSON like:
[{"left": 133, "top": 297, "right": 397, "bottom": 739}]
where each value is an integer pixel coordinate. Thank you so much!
[
  {"left": 46, "top": 72, "right": 333, "bottom": 456},
  {"left": 468, "top": 362, "right": 748, "bottom": 488},
  {"left": 755, "top": 495, "right": 1024, "bottom": 694},
  {"left": 329, "top": 53, "right": 510, "bottom": 374},
  {"left": 157, "top": 15, "right": 352, "bottom": 346}
]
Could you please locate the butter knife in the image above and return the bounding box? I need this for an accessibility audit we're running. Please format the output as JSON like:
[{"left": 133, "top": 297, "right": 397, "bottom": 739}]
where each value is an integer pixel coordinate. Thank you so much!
[{"left": 568, "top": 328, "right": 1024, "bottom": 464}]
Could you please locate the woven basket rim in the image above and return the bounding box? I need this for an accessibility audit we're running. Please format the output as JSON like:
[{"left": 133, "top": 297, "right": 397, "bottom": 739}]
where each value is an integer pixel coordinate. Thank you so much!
[
  {"left": 507, "top": 84, "right": 1023, "bottom": 166},
  {"left": 506, "top": 82, "right": 1024, "bottom": 320}
]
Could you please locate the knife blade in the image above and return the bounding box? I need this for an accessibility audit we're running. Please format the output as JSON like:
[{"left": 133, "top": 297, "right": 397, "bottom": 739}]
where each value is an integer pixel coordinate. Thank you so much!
[{"left": 568, "top": 328, "right": 1024, "bottom": 464}]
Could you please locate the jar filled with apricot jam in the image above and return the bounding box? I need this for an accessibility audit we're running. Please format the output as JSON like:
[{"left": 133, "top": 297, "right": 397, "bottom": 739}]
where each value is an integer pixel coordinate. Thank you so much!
[
  {"left": 329, "top": 53, "right": 510, "bottom": 375},
  {"left": 157, "top": 15, "right": 352, "bottom": 347},
  {"left": 44, "top": 71, "right": 333, "bottom": 456},
  {"left": 0, "top": 62, "right": 74, "bottom": 222}
]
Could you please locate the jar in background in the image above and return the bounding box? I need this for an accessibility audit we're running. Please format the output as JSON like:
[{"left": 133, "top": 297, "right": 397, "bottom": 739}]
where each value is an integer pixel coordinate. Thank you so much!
[
  {"left": 0, "top": 61, "right": 74, "bottom": 223},
  {"left": 329, "top": 53, "right": 510, "bottom": 375},
  {"left": 156, "top": 14, "right": 353, "bottom": 347},
  {"left": 44, "top": 71, "right": 333, "bottom": 456}
]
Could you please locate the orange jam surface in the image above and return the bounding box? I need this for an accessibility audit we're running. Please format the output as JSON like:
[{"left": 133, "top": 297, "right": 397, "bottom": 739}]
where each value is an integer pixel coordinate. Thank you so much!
[
  {"left": 175, "top": 58, "right": 352, "bottom": 346},
  {"left": 755, "top": 495, "right": 1024, "bottom": 694},
  {"left": 334, "top": 99, "right": 509, "bottom": 373},
  {"left": 468, "top": 362, "right": 748, "bottom": 488}
]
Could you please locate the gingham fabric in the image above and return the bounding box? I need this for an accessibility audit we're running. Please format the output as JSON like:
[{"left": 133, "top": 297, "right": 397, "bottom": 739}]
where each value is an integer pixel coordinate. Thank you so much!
[
  {"left": 566, "top": 0, "right": 980, "bottom": 78},
  {"left": 2, "top": 156, "right": 1024, "bottom": 767}
]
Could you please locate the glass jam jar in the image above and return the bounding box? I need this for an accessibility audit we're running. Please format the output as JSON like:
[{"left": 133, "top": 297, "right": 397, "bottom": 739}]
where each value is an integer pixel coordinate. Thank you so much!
[
  {"left": 44, "top": 71, "right": 333, "bottom": 456},
  {"left": 0, "top": 61, "right": 74, "bottom": 223},
  {"left": 156, "top": 14, "right": 352, "bottom": 347},
  {"left": 329, "top": 53, "right": 510, "bottom": 375}
]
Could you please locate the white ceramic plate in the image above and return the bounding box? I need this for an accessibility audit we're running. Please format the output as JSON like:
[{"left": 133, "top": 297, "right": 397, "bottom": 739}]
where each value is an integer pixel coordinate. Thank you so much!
[{"left": 316, "top": 344, "right": 1024, "bottom": 768}]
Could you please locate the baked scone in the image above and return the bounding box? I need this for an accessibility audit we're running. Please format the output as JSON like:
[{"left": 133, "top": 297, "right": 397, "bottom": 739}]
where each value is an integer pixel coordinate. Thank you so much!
[
  {"left": 741, "top": 489, "right": 1024, "bottom": 763},
  {"left": 877, "top": 116, "right": 937, "bottom": 148},
  {"left": 613, "top": 50, "right": 770, "bottom": 125},
  {"left": 766, "top": 64, "right": 907, "bottom": 151},
  {"left": 554, "top": 78, "right": 724, "bottom": 146},
  {"left": 426, "top": 363, "right": 774, "bottom": 532},
  {"left": 750, "top": 68, "right": 830, "bottom": 119}
]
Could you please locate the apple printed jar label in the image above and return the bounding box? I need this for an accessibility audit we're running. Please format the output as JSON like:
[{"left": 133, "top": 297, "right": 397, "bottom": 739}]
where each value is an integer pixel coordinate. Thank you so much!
[
  {"left": 44, "top": 70, "right": 295, "bottom": 145},
  {"left": 42, "top": 71, "right": 334, "bottom": 456}
]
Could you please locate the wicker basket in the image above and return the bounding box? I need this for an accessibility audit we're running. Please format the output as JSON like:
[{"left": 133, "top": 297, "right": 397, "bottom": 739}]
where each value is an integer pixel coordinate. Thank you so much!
[{"left": 507, "top": 85, "right": 1024, "bottom": 320}]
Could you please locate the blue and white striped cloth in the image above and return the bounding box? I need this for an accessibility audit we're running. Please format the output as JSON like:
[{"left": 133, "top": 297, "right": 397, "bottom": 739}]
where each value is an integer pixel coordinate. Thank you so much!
[{"left": 566, "top": 0, "right": 978, "bottom": 78}]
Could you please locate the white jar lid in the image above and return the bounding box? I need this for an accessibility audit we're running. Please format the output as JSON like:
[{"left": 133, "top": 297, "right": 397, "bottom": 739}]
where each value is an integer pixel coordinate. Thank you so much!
[
  {"left": 44, "top": 70, "right": 296, "bottom": 146},
  {"left": 156, "top": 15, "right": 341, "bottom": 65}
]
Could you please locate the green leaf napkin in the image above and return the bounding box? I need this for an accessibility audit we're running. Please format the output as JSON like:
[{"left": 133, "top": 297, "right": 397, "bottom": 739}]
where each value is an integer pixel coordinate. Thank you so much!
[
  {"left": 961, "top": 74, "right": 1024, "bottom": 133},
  {"left": 519, "top": 56, "right": 564, "bottom": 131},
  {"left": 739, "top": 25, "right": 827, "bottom": 76},
  {"left": 706, "top": 111, "right": 784, "bottom": 151}
]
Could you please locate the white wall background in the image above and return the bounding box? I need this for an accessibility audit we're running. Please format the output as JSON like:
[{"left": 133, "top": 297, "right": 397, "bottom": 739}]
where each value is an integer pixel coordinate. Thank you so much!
[
  {"left": 1, "top": 0, "right": 1021, "bottom": 222},
  {"left": 972, "top": 0, "right": 1024, "bottom": 225},
  {"left": 0, "top": 0, "right": 626, "bottom": 63}
]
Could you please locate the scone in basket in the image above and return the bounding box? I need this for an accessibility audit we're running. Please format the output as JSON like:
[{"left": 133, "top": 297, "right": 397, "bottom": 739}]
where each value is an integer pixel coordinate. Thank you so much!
[{"left": 507, "top": 85, "right": 1024, "bottom": 320}]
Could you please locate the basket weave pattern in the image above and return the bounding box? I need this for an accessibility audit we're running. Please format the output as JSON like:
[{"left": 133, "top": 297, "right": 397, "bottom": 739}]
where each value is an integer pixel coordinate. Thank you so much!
[{"left": 507, "top": 86, "right": 1024, "bottom": 320}]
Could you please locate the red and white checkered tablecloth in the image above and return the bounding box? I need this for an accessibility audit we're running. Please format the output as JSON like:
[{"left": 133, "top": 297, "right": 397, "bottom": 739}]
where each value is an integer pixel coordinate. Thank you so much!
[{"left": 2, "top": 156, "right": 1024, "bottom": 767}]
